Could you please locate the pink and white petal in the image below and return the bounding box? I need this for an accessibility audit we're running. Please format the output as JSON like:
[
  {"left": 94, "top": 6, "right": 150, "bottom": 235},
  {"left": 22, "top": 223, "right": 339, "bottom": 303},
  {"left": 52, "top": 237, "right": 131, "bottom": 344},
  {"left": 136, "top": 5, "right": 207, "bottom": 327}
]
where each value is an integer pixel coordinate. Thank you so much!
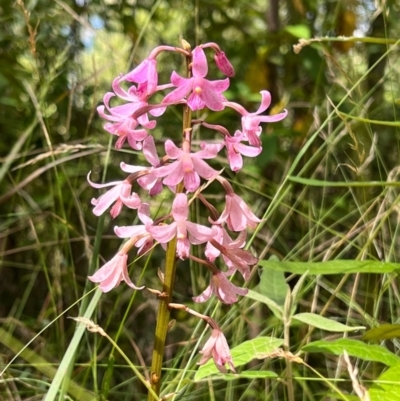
[
  {"left": 170, "top": 71, "right": 191, "bottom": 87},
  {"left": 164, "top": 139, "right": 183, "bottom": 159},
  {"left": 91, "top": 187, "right": 122, "bottom": 216},
  {"left": 253, "top": 90, "right": 272, "bottom": 115},
  {"left": 192, "top": 157, "right": 218, "bottom": 180},
  {"left": 227, "top": 149, "right": 243, "bottom": 172},
  {"left": 114, "top": 225, "right": 146, "bottom": 238},
  {"left": 186, "top": 222, "right": 215, "bottom": 243},
  {"left": 97, "top": 105, "right": 121, "bottom": 122},
  {"left": 192, "top": 46, "right": 208, "bottom": 78},
  {"left": 121, "top": 265, "right": 145, "bottom": 290},
  {"left": 121, "top": 193, "right": 141, "bottom": 209},
  {"left": 124, "top": 59, "right": 150, "bottom": 83},
  {"left": 87, "top": 172, "right": 123, "bottom": 189},
  {"left": 200, "top": 85, "right": 225, "bottom": 111},
  {"left": 110, "top": 199, "right": 124, "bottom": 219},
  {"left": 187, "top": 92, "right": 205, "bottom": 111},
  {"left": 142, "top": 136, "right": 160, "bottom": 166},
  {"left": 172, "top": 193, "right": 189, "bottom": 222},
  {"left": 258, "top": 109, "right": 288, "bottom": 123},
  {"left": 196, "top": 142, "right": 222, "bottom": 159},
  {"left": 235, "top": 143, "right": 262, "bottom": 157},
  {"left": 177, "top": 237, "right": 190, "bottom": 258},
  {"left": 207, "top": 78, "right": 230, "bottom": 93},
  {"left": 227, "top": 229, "right": 247, "bottom": 248},
  {"left": 120, "top": 162, "right": 148, "bottom": 174},
  {"left": 146, "top": 222, "right": 177, "bottom": 243},
  {"left": 162, "top": 163, "right": 185, "bottom": 187},
  {"left": 149, "top": 105, "right": 167, "bottom": 117},
  {"left": 193, "top": 285, "right": 213, "bottom": 303},
  {"left": 234, "top": 194, "right": 261, "bottom": 223},
  {"left": 183, "top": 170, "right": 200, "bottom": 192}
]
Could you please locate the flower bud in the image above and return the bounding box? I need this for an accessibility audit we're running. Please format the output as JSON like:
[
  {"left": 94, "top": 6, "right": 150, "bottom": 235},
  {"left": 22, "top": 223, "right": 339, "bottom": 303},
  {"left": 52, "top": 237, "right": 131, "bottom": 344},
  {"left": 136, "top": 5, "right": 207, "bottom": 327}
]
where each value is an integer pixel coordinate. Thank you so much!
[{"left": 214, "top": 51, "right": 235, "bottom": 77}]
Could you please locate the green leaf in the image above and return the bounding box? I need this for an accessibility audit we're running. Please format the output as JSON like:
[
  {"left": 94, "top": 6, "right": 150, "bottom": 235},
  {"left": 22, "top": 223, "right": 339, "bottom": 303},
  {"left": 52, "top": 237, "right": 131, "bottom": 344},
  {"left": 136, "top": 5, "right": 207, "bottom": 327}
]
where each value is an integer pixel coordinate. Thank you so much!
[
  {"left": 259, "top": 259, "right": 289, "bottom": 307},
  {"left": 287, "top": 176, "right": 400, "bottom": 187},
  {"left": 197, "top": 370, "right": 278, "bottom": 382},
  {"left": 259, "top": 260, "right": 400, "bottom": 275},
  {"left": 363, "top": 324, "right": 400, "bottom": 341},
  {"left": 370, "top": 363, "right": 400, "bottom": 401},
  {"left": 245, "top": 289, "right": 283, "bottom": 319},
  {"left": 292, "top": 313, "right": 365, "bottom": 332},
  {"left": 285, "top": 24, "right": 311, "bottom": 39},
  {"left": 195, "top": 336, "right": 283, "bottom": 381},
  {"left": 302, "top": 339, "right": 400, "bottom": 366}
]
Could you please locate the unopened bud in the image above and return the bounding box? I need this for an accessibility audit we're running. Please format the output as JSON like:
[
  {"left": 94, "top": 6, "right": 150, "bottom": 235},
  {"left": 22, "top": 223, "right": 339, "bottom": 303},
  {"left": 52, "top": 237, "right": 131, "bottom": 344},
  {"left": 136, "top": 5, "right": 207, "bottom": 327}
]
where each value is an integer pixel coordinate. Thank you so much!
[{"left": 214, "top": 51, "right": 235, "bottom": 77}]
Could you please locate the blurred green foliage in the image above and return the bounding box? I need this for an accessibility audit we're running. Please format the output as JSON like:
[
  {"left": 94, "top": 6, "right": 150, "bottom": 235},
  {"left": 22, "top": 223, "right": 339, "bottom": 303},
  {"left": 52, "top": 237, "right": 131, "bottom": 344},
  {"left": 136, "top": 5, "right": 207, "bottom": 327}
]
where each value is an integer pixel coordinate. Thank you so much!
[{"left": 1, "top": 0, "right": 400, "bottom": 400}]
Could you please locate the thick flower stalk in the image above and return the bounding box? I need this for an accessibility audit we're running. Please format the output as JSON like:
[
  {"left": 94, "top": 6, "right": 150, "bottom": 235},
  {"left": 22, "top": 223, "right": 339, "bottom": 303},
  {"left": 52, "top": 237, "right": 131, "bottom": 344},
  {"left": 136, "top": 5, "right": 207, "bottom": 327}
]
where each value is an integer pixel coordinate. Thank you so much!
[{"left": 87, "top": 40, "right": 287, "bottom": 399}]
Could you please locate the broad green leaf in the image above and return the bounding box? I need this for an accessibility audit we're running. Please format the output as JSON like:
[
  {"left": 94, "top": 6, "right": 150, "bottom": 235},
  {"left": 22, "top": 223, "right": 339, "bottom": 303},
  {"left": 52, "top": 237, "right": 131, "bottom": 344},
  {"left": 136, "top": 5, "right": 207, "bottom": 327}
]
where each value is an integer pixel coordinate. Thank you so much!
[
  {"left": 292, "top": 313, "right": 365, "bottom": 332},
  {"left": 259, "top": 259, "right": 289, "bottom": 307},
  {"left": 259, "top": 260, "right": 400, "bottom": 275},
  {"left": 370, "top": 363, "right": 400, "bottom": 401},
  {"left": 363, "top": 324, "right": 400, "bottom": 341},
  {"left": 285, "top": 24, "right": 311, "bottom": 39},
  {"left": 302, "top": 339, "right": 400, "bottom": 366},
  {"left": 245, "top": 289, "right": 283, "bottom": 319},
  {"left": 195, "top": 336, "right": 283, "bottom": 381}
]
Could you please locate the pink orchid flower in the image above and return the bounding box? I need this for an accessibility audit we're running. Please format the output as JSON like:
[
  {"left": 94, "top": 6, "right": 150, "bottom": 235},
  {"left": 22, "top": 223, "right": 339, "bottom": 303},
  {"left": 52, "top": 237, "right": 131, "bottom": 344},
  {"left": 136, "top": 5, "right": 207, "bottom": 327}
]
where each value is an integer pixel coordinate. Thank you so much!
[
  {"left": 212, "top": 187, "right": 261, "bottom": 232},
  {"left": 123, "top": 57, "right": 158, "bottom": 96},
  {"left": 193, "top": 270, "right": 248, "bottom": 304},
  {"left": 87, "top": 173, "right": 141, "bottom": 218},
  {"left": 154, "top": 140, "right": 221, "bottom": 193},
  {"left": 224, "top": 130, "right": 262, "bottom": 171},
  {"left": 146, "top": 193, "right": 216, "bottom": 259},
  {"left": 97, "top": 78, "right": 166, "bottom": 149},
  {"left": 225, "top": 90, "right": 288, "bottom": 147},
  {"left": 114, "top": 203, "right": 155, "bottom": 255},
  {"left": 206, "top": 227, "right": 257, "bottom": 280},
  {"left": 88, "top": 253, "right": 144, "bottom": 293},
  {"left": 198, "top": 328, "right": 236, "bottom": 373},
  {"left": 121, "top": 136, "right": 164, "bottom": 196},
  {"left": 162, "top": 46, "right": 230, "bottom": 111}
]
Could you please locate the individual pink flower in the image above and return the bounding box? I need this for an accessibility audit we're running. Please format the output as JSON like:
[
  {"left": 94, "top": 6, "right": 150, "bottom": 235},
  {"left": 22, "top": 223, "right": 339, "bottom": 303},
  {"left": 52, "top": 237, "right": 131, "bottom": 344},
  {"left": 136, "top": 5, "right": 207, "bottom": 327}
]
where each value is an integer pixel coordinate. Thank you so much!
[
  {"left": 154, "top": 140, "right": 221, "bottom": 193},
  {"left": 224, "top": 130, "right": 262, "bottom": 171},
  {"left": 88, "top": 253, "right": 144, "bottom": 293},
  {"left": 193, "top": 270, "right": 248, "bottom": 304},
  {"left": 162, "top": 46, "right": 230, "bottom": 111},
  {"left": 123, "top": 57, "right": 158, "bottom": 96},
  {"left": 121, "top": 136, "right": 164, "bottom": 196},
  {"left": 114, "top": 203, "right": 155, "bottom": 255},
  {"left": 88, "top": 173, "right": 141, "bottom": 218},
  {"left": 206, "top": 227, "right": 257, "bottom": 279},
  {"left": 212, "top": 194, "right": 260, "bottom": 233},
  {"left": 225, "top": 91, "right": 288, "bottom": 147},
  {"left": 146, "top": 193, "right": 216, "bottom": 259},
  {"left": 97, "top": 78, "right": 165, "bottom": 149},
  {"left": 198, "top": 328, "right": 236, "bottom": 373}
]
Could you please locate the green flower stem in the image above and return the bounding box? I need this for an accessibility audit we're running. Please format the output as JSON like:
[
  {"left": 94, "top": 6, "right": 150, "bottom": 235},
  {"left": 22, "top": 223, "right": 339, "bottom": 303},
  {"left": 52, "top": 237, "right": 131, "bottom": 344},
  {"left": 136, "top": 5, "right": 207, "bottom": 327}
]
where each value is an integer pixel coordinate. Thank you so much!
[
  {"left": 148, "top": 48, "right": 192, "bottom": 399},
  {"left": 147, "top": 235, "right": 178, "bottom": 399}
]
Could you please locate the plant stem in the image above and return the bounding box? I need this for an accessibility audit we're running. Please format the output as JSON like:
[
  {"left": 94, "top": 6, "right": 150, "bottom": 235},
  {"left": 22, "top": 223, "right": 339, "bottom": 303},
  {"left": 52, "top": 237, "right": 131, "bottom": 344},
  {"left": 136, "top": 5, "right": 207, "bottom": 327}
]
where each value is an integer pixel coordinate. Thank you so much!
[
  {"left": 147, "top": 49, "right": 192, "bottom": 400},
  {"left": 147, "top": 234, "right": 178, "bottom": 400}
]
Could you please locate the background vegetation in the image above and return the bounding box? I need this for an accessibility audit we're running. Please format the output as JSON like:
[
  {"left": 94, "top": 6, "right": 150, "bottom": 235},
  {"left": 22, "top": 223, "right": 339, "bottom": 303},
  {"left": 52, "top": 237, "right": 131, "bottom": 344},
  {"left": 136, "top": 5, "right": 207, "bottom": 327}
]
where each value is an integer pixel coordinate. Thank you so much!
[{"left": 1, "top": 0, "right": 400, "bottom": 400}]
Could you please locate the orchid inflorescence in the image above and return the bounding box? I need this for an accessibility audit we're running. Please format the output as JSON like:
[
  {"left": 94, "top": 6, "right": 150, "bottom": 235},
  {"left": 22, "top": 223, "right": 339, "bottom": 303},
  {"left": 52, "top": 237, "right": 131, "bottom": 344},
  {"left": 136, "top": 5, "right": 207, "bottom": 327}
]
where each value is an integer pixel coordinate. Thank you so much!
[{"left": 87, "top": 40, "right": 287, "bottom": 374}]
